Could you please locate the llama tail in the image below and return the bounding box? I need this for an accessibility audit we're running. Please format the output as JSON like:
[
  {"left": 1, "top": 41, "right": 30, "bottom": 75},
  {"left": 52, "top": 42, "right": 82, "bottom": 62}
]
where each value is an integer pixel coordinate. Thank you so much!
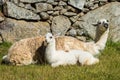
[{"left": 1, "top": 55, "right": 10, "bottom": 64}]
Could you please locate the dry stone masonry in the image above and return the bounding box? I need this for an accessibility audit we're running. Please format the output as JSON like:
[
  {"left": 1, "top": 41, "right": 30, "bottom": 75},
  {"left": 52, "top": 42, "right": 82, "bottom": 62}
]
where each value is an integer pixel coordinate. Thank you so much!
[{"left": 0, "top": 0, "right": 120, "bottom": 42}]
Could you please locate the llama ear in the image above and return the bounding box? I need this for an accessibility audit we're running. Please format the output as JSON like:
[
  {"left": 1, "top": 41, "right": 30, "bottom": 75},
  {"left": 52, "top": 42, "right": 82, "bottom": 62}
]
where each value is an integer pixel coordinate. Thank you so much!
[
  {"left": 92, "top": 20, "right": 102, "bottom": 27},
  {"left": 54, "top": 33, "right": 61, "bottom": 37},
  {"left": 97, "top": 21, "right": 101, "bottom": 24},
  {"left": 92, "top": 23, "right": 98, "bottom": 27}
]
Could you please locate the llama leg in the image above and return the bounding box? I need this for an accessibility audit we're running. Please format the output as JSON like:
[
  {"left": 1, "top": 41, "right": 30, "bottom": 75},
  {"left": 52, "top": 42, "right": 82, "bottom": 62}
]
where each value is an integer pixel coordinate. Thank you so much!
[
  {"left": 85, "top": 57, "right": 99, "bottom": 65},
  {"left": 78, "top": 59, "right": 91, "bottom": 66},
  {"left": 91, "top": 58, "right": 99, "bottom": 65},
  {"left": 51, "top": 61, "right": 64, "bottom": 67},
  {"left": 78, "top": 56, "right": 99, "bottom": 66},
  {"left": 78, "top": 57, "right": 85, "bottom": 66}
]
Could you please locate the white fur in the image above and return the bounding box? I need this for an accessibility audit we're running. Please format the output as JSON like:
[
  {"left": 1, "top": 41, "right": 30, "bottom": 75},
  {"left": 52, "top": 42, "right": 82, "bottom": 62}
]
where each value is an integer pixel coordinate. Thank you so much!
[{"left": 45, "top": 33, "right": 99, "bottom": 67}]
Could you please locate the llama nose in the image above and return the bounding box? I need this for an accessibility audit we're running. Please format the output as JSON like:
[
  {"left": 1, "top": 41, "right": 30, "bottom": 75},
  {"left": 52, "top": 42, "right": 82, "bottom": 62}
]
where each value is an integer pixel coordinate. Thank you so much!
[{"left": 104, "top": 23, "right": 108, "bottom": 29}]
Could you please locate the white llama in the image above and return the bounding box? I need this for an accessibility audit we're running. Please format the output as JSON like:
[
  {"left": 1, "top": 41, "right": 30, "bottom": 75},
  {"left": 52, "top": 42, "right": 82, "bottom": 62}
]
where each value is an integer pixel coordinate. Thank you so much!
[{"left": 45, "top": 33, "right": 99, "bottom": 67}]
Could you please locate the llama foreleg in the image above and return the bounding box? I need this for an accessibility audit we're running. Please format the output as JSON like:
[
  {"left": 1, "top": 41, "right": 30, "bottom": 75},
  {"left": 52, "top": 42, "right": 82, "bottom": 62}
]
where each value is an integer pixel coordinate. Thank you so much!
[{"left": 51, "top": 62, "right": 62, "bottom": 67}]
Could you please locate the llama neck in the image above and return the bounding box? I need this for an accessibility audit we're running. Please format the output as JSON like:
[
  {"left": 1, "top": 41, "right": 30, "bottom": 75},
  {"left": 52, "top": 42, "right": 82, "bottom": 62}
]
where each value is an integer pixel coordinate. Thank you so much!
[
  {"left": 96, "top": 28, "right": 109, "bottom": 50},
  {"left": 46, "top": 41, "right": 56, "bottom": 55}
]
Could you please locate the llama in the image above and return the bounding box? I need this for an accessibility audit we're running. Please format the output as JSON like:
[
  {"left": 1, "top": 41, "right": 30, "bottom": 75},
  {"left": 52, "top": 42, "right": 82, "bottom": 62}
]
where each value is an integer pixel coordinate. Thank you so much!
[
  {"left": 1, "top": 36, "right": 45, "bottom": 66},
  {"left": 55, "top": 19, "right": 109, "bottom": 55},
  {"left": 45, "top": 33, "right": 99, "bottom": 67},
  {"left": 80, "top": 19, "right": 109, "bottom": 55},
  {"left": 2, "top": 19, "right": 109, "bottom": 66}
]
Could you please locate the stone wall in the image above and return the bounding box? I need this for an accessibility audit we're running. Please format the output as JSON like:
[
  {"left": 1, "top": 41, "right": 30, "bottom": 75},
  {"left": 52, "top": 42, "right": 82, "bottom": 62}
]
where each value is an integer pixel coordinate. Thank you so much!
[{"left": 0, "top": 0, "right": 120, "bottom": 42}]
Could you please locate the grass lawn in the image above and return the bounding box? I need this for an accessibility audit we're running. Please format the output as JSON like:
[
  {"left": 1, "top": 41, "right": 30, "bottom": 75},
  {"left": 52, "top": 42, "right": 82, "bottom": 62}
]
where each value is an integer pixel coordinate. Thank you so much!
[{"left": 0, "top": 41, "right": 120, "bottom": 80}]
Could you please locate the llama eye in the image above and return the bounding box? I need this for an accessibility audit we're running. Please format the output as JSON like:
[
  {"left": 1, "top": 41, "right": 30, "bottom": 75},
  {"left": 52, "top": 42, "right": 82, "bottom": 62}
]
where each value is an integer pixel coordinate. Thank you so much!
[
  {"left": 98, "top": 22, "right": 101, "bottom": 24},
  {"left": 50, "top": 36, "right": 52, "bottom": 39},
  {"left": 107, "top": 20, "right": 109, "bottom": 22}
]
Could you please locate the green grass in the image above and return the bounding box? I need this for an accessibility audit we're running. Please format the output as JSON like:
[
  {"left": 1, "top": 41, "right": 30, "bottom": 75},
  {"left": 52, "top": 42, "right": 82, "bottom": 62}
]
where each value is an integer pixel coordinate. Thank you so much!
[
  {"left": 0, "top": 41, "right": 120, "bottom": 80},
  {"left": 0, "top": 42, "right": 12, "bottom": 59}
]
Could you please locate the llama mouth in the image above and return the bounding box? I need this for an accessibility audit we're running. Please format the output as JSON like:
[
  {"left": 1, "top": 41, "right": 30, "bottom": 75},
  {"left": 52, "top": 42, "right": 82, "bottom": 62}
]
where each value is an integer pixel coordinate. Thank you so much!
[
  {"left": 44, "top": 40, "right": 49, "bottom": 46},
  {"left": 104, "top": 23, "right": 108, "bottom": 29}
]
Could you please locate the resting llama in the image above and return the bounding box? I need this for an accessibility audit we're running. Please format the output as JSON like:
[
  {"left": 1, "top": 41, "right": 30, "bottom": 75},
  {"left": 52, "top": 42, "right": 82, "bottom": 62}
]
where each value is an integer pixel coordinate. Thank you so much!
[
  {"left": 83, "top": 19, "right": 109, "bottom": 55},
  {"left": 2, "top": 19, "right": 109, "bottom": 66},
  {"left": 45, "top": 33, "right": 99, "bottom": 67}
]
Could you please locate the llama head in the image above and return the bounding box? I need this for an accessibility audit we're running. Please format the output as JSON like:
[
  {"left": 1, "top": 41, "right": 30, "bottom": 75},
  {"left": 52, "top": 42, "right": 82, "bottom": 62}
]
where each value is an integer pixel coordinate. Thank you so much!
[
  {"left": 97, "top": 19, "right": 109, "bottom": 29},
  {"left": 95, "top": 19, "right": 109, "bottom": 42},
  {"left": 45, "top": 33, "right": 55, "bottom": 44}
]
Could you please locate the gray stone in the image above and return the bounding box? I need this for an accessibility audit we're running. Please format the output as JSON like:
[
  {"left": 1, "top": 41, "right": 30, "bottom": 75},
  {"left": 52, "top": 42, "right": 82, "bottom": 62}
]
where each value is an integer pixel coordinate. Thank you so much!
[
  {"left": 51, "top": 2, "right": 58, "bottom": 6},
  {"left": 84, "top": 1, "right": 94, "bottom": 9},
  {"left": 52, "top": 11, "right": 60, "bottom": 16},
  {"left": 68, "top": 0, "right": 86, "bottom": 10},
  {"left": 77, "top": 12, "right": 84, "bottom": 17},
  {"left": 36, "top": 3, "right": 53, "bottom": 12},
  {"left": 91, "top": 4, "right": 99, "bottom": 10},
  {"left": 67, "top": 28, "right": 77, "bottom": 37},
  {"left": 0, "top": 18, "right": 50, "bottom": 42},
  {"left": 47, "top": 11, "right": 54, "bottom": 15},
  {"left": 0, "top": 0, "right": 3, "bottom": 5},
  {"left": 49, "top": 16, "right": 53, "bottom": 21},
  {"left": 76, "top": 29, "right": 87, "bottom": 36},
  {"left": 18, "top": 3, "right": 25, "bottom": 8},
  {"left": 82, "top": 8, "right": 90, "bottom": 13},
  {"left": 54, "top": 0, "right": 59, "bottom": 1},
  {"left": 54, "top": 6, "right": 63, "bottom": 11},
  {"left": 72, "top": 21, "right": 84, "bottom": 29},
  {"left": 47, "top": 16, "right": 53, "bottom": 24},
  {"left": 24, "top": 4, "right": 36, "bottom": 11},
  {"left": 47, "top": 0, "right": 54, "bottom": 3},
  {"left": 98, "top": 1, "right": 107, "bottom": 6},
  {"left": 63, "top": 0, "right": 68, "bottom": 2},
  {"left": 52, "top": 11, "right": 59, "bottom": 16},
  {"left": 110, "top": 16, "right": 120, "bottom": 42},
  {"left": 40, "top": 12, "right": 50, "bottom": 20},
  {"left": 0, "top": 17, "right": 4, "bottom": 22},
  {"left": 4, "top": 2, "right": 40, "bottom": 20},
  {"left": 20, "top": 0, "right": 47, "bottom": 3},
  {"left": 60, "top": 9, "right": 67, "bottom": 15},
  {"left": 76, "top": 36, "right": 86, "bottom": 42},
  {"left": 11, "top": 0, "right": 19, "bottom": 4},
  {"left": 0, "top": 0, "right": 11, "bottom": 5},
  {"left": 108, "top": 0, "right": 118, "bottom": 2},
  {"left": 75, "top": 2, "right": 120, "bottom": 42},
  {"left": 51, "top": 16, "right": 71, "bottom": 36},
  {"left": 65, "top": 6, "right": 76, "bottom": 12},
  {"left": 58, "top": 1, "right": 67, "bottom": 6},
  {"left": 99, "top": 0, "right": 108, "bottom": 2},
  {"left": 0, "top": 11, "right": 4, "bottom": 22},
  {"left": 93, "top": 0, "right": 100, "bottom": 4},
  {"left": 70, "top": 15, "right": 79, "bottom": 23},
  {"left": 64, "top": 12, "right": 77, "bottom": 17}
]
